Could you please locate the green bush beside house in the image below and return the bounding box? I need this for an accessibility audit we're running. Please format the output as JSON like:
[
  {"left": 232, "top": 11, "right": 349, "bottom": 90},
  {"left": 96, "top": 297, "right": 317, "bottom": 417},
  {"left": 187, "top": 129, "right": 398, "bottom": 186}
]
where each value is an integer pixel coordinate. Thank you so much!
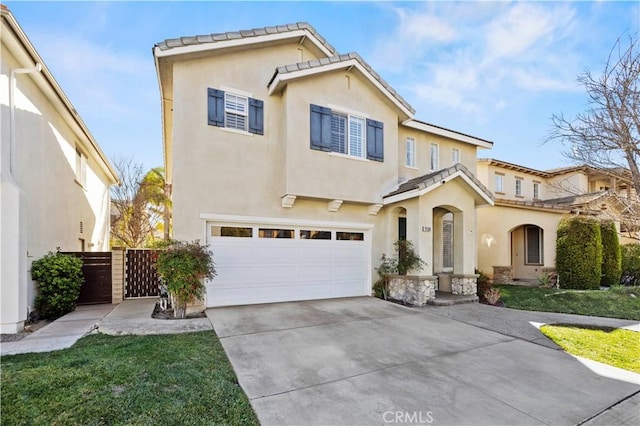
[
  {"left": 31, "top": 251, "right": 84, "bottom": 319},
  {"left": 556, "top": 217, "right": 603, "bottom": 290},
  {"left": 600, "top": 221, "right": 622, "bottom": 286}
]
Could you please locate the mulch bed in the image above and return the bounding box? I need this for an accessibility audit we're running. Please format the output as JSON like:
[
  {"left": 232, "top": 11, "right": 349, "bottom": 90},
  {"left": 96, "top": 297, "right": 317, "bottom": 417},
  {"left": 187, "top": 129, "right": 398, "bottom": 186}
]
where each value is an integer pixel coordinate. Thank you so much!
[{"left": 0, "top": 320, "right": 49, "bottom": 343}]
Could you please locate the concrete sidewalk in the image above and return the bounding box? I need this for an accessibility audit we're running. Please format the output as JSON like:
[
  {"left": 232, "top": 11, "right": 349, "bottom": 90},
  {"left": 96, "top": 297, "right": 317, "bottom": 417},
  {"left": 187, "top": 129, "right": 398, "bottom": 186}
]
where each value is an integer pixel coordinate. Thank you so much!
[
  {"left": 1, "top": 304, "right": 115, "bottom": 356},
  {"left": 98, "top": 299, "right": 214, "bottom": 335}
]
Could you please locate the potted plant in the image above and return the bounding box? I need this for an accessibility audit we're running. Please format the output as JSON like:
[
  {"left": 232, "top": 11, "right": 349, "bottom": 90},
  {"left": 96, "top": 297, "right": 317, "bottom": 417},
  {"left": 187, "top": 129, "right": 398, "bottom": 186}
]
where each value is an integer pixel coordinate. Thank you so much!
[{"left": 154, "top": 240, "right": 216, "bottom": 318}]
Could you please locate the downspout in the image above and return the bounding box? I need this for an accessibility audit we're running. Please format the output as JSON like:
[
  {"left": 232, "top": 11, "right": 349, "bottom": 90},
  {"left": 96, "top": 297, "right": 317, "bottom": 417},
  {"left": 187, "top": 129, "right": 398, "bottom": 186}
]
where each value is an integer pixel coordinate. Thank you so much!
[{"left": 8, "top": 63, "right": 42, "bottom": 178}]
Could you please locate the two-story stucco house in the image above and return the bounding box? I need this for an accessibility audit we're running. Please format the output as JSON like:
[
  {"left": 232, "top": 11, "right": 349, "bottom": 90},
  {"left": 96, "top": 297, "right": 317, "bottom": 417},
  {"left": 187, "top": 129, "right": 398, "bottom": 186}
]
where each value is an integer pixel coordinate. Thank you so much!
[
  {"left": 476, "top": 158, "right": 637, "bottom": 284},
  {"left": 154, "top": 23, "right": 495, "bottom": 308},
  {"left": 1, "top": 6, "right": 119, "bottom": 333}
]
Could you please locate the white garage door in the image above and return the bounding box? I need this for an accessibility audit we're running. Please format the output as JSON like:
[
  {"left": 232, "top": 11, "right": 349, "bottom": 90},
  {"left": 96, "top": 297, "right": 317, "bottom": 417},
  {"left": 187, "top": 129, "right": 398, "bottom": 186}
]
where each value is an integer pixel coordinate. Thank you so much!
[{"left": 205, "top": 221, "right": 371, "bottom": 307}]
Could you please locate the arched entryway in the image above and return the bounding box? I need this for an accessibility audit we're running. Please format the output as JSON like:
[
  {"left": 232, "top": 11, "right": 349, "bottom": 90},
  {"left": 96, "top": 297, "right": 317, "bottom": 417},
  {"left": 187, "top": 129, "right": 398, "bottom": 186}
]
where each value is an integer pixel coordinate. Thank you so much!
[{"left": 510, "top": 224, "right": 544, "bottom": 280}]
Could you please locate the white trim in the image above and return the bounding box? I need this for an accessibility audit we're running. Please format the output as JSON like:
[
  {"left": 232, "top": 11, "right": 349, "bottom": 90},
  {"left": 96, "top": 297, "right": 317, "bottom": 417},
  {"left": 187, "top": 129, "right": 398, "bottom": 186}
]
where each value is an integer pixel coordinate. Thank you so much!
[
  {"left": 328, "top": 151, "right": 369, "bottom": 162},
  {"left": 154, "top": 30, "right": 335, "bottom": 59},
  {"left": 268, "top": 58, "right": 414, "bottom": 118},
  {"left": 402, "top": 120, "right": 493, "bottom": 149},
  {"left": 404, "top": 166, "right": 419, "bottom": 171},
  {"left": 328, "top": 104, "right": 370, "bottom": 118},
  {"left": 383, "top": 171, "right": 494, "bottom": 206},
  {"left": 220, "top": 86, "right": 253, "bottom": 98},
  {"left": 219, "top": 127, "right": 254, "bottom": 137},
  {"left": 200, "top": 213, "right": 374, "bottom": 230}
]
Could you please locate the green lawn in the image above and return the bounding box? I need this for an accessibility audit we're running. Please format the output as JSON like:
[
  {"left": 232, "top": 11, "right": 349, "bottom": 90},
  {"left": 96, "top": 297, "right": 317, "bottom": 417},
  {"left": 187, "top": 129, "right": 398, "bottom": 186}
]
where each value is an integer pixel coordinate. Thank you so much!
[
  {"left": 1, "top": 332, "right": 258, "bottom": 426},
  {"left": 496, "top": 285, "right": 640, "bottom": 320},
  {"left": 541, "top": 324, "right": 640, "bottom": 373}
]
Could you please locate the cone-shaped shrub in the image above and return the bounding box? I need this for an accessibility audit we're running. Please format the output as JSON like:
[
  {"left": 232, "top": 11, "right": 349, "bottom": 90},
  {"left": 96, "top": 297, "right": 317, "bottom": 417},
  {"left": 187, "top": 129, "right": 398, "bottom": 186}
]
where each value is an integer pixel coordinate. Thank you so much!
[{"left": 556, "top": 217, "right": 602, "bottom": 289}]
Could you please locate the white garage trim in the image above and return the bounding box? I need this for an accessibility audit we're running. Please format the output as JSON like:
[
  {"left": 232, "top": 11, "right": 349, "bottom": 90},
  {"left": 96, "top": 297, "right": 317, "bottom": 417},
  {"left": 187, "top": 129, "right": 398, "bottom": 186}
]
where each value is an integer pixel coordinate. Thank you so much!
[
  {"left": 203, "top": 214, "right": 373, "bottom": 307},
  {"left": 200, "top": 213, "right": 374, "bottom": 230}
]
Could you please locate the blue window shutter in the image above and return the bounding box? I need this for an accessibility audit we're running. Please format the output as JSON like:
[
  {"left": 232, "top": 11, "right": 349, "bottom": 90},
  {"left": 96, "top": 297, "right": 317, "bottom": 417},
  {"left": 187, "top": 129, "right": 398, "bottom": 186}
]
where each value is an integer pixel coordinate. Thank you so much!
[
  {"left": 248, "top": 98, "right": 264, "bottom": 135},
  {"left": 208, "top": 88, "right": 224, "bottom": 127},
  {"left": 310, "top": 104, "right": 332, "bottom": 151},
  {"left": 366, "top": 119, "right": 384, "bottom": 162}
]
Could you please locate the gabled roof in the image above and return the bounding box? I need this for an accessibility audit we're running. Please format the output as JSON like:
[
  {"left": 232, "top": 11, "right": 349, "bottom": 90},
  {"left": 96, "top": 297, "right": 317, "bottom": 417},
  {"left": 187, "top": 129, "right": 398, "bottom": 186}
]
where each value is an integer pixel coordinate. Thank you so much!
[
  {"left": 383, "top": 163, "right": 494, "bottom": 205},
  {"left": 268, "top": 52, "right": 415, "bottom": 118},
  {"left": 155, "top": 22, "right": 336, "bottom": 58},
  {"left": 1, "top": 6, "right": 119, "bottom": 185}
]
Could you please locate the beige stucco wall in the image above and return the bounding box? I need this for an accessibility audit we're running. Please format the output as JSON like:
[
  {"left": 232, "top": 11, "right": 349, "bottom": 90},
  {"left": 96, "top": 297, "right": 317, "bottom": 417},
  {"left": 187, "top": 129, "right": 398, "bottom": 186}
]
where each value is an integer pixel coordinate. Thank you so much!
[
  {"left": 398, "top": 128, "right": 478, "bottom": 183},
  {"left": 547, "top": 171, "right": 589, "bottom": 198},
  {"left": 1, "top": 35, "right": 113, "bottom": 333},
  {"left": 477, "top": 205, "right": 565, "bottom": 280}
]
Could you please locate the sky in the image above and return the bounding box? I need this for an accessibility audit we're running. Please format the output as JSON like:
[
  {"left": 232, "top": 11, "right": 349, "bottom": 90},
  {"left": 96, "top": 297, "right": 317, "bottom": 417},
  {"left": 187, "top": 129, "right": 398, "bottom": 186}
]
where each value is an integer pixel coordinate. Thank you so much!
[{"left": 6, "top": 0, "right": 639, "bottom": 172}]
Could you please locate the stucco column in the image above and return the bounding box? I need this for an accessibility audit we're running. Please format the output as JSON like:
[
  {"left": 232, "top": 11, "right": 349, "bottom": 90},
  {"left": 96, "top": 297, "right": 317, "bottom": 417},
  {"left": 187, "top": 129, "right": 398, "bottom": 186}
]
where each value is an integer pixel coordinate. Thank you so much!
[{"left": 417, "top": 197, "right": 434, "bottom": 276}]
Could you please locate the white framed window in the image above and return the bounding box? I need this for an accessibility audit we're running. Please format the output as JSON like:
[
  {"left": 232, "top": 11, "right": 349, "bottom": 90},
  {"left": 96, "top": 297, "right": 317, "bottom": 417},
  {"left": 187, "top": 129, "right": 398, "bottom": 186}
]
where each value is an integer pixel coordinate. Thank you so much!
[
  {"left": 533, "top": 182, "right": 540, "bottom": 200},
  {"left": 429, "top": 143, "right": 439, "bottom": 171},
  {"left": 525, "top": 225, "right": 543, "bottom": 265},
  {"left": 406, "top": 138, "right": 416, "bottom": 167},
  {"left": 75, "top": 146, "right": 87, "bottom": 187},
  {"left": 224, "top": 93, "right": 248, "bottom": 131},
  {"left": 515, "top": 178, "right": 523, "bottom": 197},
  {"left": 331, "top": 112, "right": 365, "bottom": 158},
  {"left": 442, "top": 212, "right": 454, "bottom": 272},
  {"left": 495, "top": 174, "right": 504, "bottom": 193},
  {"left": 452, "top": 148, "right": 460, "bottom": 165}
]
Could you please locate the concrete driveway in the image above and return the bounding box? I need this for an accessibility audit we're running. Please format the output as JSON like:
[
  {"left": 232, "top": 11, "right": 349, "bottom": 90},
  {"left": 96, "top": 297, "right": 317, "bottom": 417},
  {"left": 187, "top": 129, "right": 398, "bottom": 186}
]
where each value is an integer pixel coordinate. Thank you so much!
[{"left": 207, "top": 297, "right": 639, "bottom": 425}]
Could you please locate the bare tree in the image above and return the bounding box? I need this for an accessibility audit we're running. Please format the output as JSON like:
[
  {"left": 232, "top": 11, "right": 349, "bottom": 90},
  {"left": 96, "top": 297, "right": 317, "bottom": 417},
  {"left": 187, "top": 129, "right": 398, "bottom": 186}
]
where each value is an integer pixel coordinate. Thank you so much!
[
  {"left": 110, "top": 157, "right": 170, "bottom": 248},
  {"left": 548, "top": 33, "right": 640, "bottom": 196}
]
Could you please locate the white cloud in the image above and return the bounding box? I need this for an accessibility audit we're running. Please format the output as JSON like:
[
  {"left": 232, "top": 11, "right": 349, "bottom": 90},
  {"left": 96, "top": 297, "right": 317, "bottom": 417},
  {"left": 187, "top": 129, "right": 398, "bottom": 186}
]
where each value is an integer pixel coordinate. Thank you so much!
[
  {"left": 395, "top": 7, "right": 457, "bottom": 44},
  {"left": 484, "top": 3, "right": 576, "bottom": 61},
  {"left": 369, "top": 1, "right": 584, "bottom": 124}
]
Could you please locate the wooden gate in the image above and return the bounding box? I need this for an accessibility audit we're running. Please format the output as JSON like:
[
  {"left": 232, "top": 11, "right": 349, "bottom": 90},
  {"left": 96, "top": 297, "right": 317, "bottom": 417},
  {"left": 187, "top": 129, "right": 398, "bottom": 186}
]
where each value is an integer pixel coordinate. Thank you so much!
[
  {"left": 125, "top": 249, "right": 161, "bottom": 298},
  {"left": 64, "top": 252, "right": 112, "bottom": 305}
]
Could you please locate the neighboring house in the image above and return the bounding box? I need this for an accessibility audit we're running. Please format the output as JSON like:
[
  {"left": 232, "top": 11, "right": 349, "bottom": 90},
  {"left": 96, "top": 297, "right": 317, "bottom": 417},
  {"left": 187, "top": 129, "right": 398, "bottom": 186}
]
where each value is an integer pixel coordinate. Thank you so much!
[
  {"left": 476, "top": 158, "right": 638, "bottom": 283},
  {"left": 0, "top": 6, "right": 119, "bottom": 333},
  {"left": 154, "top": 22, "right": 494, "bottom": 308}
]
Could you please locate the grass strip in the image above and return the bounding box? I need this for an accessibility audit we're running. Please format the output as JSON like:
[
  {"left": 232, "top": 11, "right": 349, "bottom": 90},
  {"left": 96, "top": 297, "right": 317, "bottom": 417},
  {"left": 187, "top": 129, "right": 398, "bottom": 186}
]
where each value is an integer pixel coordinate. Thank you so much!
[
  {"left": 496, "top": 285, "right": 640, "bottom": 320},
  {"left": 541, "top": 324, "right": 640, "bottom": 373}
]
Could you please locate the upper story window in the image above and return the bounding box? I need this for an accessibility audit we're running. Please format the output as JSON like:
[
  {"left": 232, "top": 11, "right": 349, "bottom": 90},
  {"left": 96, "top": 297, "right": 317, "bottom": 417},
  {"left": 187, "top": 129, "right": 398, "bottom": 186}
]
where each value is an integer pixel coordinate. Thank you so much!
[
  {"left": 515, "top": 177, "right": 523, "bottom": 197},
  {"left": 224, "top": 93, "right": 248, "bottom": 131},
  {"left": 533, "top": 182, "right": 540, "bottom": 200},
  {"left": 452, "top": 148, "right": 460, "bottom": 165},
  {"left": 330, "top": 113, "right": 366, "bottom": 158},
  {"left": 75, "top": 146, "right": 87, "bottom": 187},
  {"left": 406, "top": 138, "right": 416, "bottom": 167},
  {"left": 310, "top": 104, "right": 384, "bottom": 162},
  {"left": 495, "top": 173, "right": 504, "bottom": 193},
  {"left": 207, "top": 88, "right": 264, "bottom": 135},
  {"left": 429, "top": 143, "right": 439, "bottom": 171}
]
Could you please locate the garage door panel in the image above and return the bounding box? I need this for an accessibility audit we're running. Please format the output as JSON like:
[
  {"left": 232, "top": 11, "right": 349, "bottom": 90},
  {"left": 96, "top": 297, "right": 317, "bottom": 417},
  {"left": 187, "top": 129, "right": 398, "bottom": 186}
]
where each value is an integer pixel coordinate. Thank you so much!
[{"left": 207, "top": 223, "right": 370, "bottom": 307}]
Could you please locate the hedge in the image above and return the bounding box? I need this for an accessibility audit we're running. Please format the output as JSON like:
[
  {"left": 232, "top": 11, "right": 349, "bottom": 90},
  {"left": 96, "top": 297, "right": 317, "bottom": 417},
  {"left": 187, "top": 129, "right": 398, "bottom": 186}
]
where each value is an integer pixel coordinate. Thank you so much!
[
  {"left": 556, "top": 216, "right": 602, "bottom": 289},
  {"left": 600, "top": 221, "right": 621, "bottom": 286},
  {"left": 621, "top": 244, "right": 640, "bottom": 286}
]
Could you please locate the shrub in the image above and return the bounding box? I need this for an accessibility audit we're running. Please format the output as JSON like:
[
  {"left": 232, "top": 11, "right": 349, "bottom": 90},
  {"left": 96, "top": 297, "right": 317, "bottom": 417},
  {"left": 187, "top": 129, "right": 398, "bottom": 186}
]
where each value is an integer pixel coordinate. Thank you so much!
[
  {"left": 620, "top": 244, "right": 640, "bottom": 286},
  {"left": 155, "top": 240, "right": 216, "bottom": 318},
  {"left": 476, "top": 269, "right": 491, "bottom": 300},
  {"left": 374, "top": 241, "right": 426, "bottom": 300},
  {"left": 600, "top": 221, "right": 621, "bottom": 286},
  {"left": 556, "top": 217, "right": 602, "bottom": 290},
  {"left": 31, "top": 251, "right": 84, "bottom": 319}
]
